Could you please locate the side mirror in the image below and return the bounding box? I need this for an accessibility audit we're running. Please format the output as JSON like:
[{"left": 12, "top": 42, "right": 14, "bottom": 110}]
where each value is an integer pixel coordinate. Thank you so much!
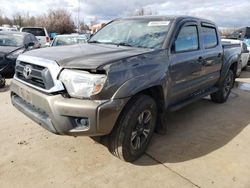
[
  {"left": 243, "top": 50, "right": 249, "bottom": 53},
  {"left": 25, "top": 42, "right": 35, "bottom": 49}
]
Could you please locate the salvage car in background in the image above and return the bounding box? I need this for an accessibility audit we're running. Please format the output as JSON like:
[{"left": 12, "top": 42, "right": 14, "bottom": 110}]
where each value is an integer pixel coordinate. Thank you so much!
[
  {"left": 51, "top": 34, "right": 88, "bottom": 47},
  {"left": 222, "top": 39, "right": 249, "bottom": 76},
  {"left": 228, "top": 27, "right": 250, "bottom": 40},
  {"left": 20, "top": 27, "right": 50, "bottom": 47},
  {"left": 0, "top": 31, "right": 40, "bottom": 77},
  {"left": 0, "top": 26, "right": 18, "bottom": 32}
]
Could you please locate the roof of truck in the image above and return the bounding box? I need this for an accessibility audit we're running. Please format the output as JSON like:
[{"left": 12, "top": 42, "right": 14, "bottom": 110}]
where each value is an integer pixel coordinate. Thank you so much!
[{"left": 116, "top": 15, "right": 216, "bottom": 25}]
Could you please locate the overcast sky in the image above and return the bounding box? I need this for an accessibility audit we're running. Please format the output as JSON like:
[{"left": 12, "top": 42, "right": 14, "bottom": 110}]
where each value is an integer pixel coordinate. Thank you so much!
[{"left": 1, "top": 0, "right": 250, "bottom": 27}]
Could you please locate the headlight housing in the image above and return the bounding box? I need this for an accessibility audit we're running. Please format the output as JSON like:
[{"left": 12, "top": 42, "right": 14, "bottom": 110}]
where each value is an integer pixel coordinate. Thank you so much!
[
  {"left": 6, "top": 48, "right": 25, "bottom": 59},
  {"left": 59, "top": 69, "right": 107, "bottom": 99}
]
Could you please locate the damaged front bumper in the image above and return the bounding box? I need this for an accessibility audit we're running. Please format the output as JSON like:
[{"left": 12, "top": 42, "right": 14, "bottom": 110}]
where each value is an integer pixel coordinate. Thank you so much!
[{"left": 10, "top": 79, "right": 129, "bottom": 136}]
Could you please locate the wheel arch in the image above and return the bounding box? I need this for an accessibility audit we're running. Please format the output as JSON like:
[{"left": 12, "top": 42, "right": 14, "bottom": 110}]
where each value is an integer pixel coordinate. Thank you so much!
[{"left": 219, "top": 55, "right": 239, "bottom": 86}]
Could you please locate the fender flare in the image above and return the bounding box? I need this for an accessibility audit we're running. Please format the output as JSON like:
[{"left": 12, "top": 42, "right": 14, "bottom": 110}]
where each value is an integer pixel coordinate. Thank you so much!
[
  {"left": 219, "top": 54, "right": 239, "bottom": 85},
  {"left": 112, "top": 74, "right": 166, "bottom": 100}
]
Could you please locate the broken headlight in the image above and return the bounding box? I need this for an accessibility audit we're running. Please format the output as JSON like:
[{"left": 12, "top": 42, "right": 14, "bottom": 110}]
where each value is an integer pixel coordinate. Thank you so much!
[{"left": 59, "top": 69, "right": 107, "bottom": 99}]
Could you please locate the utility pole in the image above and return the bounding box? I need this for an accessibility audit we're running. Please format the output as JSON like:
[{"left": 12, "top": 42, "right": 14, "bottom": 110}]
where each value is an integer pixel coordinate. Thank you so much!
[{"left": 78, "top": 0, "right": 80, "bottom": 33}]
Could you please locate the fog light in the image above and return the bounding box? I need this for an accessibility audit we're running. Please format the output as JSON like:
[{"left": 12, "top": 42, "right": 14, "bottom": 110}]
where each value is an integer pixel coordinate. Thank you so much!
[{"left": 75, "top": 118, "right": 90, "bottom": 130}]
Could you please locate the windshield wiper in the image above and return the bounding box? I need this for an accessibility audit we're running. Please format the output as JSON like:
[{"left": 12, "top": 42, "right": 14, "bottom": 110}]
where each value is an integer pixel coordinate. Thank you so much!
[
  {"left": 116, "top": 42, "right": 132, "bottom": 47},
  {"left": 88, "top": 40, "right": 101, "bottom": 44},
  {"left": 88, "top": 41, "right": 133, "bottom": 47}
]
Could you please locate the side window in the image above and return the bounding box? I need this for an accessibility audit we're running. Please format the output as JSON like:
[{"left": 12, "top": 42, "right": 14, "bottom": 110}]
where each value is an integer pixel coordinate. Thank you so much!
[
  {"left": 202, "top": 26, "right": 218, "bottom": 49},
  {"left": 174, "top": 25, "right": 199, "bottom": 53}
]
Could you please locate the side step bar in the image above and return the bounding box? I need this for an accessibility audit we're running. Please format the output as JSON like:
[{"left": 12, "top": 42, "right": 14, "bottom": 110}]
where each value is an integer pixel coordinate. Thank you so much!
[{"left": 168, "top": 87, "right": 218, "bottom": 112}]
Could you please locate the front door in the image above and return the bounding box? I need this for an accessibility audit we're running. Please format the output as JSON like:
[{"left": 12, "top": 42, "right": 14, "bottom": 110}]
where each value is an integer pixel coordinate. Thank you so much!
[{"left": 169, "top": 22, "right": 203, "bottom": 103}]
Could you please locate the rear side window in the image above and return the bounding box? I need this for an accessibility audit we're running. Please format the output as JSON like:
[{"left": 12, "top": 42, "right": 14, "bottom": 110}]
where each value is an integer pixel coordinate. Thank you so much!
[
  {"left": 202, "top": 26, "right": 218, "bottom": 49},
  {"left": 174, "top": 25, "right": 199, "bottom": 53},
  {"left": 22, "top": 28, "right": 46, "bottom": 36}
]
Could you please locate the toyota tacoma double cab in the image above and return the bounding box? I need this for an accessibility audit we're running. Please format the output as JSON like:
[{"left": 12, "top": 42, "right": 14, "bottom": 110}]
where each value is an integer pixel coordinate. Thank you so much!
[{"left": 11, "top": 16, "right": 241, "bottom": 162}]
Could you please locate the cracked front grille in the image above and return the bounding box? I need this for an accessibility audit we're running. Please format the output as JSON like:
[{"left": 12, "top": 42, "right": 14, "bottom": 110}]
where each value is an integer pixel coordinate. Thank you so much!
[{"left": 15, "top": 61, "right": 54, "bottom": 90}]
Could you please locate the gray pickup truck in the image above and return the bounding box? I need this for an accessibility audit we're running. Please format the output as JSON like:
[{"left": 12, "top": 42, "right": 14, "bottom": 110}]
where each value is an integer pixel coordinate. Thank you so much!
[{"left": 11, "top": 16, "right": 241, "bottom": 162}]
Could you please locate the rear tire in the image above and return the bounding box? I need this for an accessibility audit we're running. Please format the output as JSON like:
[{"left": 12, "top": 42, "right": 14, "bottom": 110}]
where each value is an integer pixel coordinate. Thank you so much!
[
  {"left": 211, "top": 70, "right": 234, "bottom": 103},
  {"left": 107, "top": 95, "right": 157, "bottom": 162}
]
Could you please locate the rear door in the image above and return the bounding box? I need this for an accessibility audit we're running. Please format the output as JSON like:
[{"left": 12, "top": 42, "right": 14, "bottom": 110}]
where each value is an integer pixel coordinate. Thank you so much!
[
  {"left": 169, "top": 21, "right": 203, "bottom": 103},
  {"left": 200, "top": 23, "right": 223, "bottom": 88}
]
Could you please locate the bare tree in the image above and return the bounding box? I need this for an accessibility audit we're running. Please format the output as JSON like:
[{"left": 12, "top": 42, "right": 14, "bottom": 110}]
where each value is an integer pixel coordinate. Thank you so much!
[
  {"left": 0, "top": 9, "right": 3, "bottom": 25},
  {"left": 0, "top": 9, "right": 12, "bottom": 26},
  {"left": 12, "top": 13, "right": 24, "bottom": 27},
  {"left": 0, "top": 9, "right": 76, "bottom": 33},
  {"left": 80, "top": 21, "right": 89, "bottom": 32},
  {"left": 37, "top": 9, "right": 75, "bottom": 34},
  {"left": 219, "top": 28, "right": 235, "bottom": 38},
  {"left": 12, "top": 12, "right": 37, "bottom": 28},
  {"left": 25, "top": 16, "right": 36, "bottom": 26}
]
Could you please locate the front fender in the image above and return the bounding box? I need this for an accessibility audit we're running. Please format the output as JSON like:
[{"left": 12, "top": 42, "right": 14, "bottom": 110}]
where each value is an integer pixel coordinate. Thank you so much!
[{"left": 112, "top": 72, "right": 166, "bottom": 99}]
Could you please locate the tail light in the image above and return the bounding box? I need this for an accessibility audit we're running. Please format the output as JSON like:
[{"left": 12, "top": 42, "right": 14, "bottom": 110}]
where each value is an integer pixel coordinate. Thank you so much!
[{"left": 46, "top": 36, "right": 50, "bottom": 43}]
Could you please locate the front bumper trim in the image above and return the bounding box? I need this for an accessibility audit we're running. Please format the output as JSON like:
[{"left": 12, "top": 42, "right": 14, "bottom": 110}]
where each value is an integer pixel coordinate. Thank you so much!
[{"left": 11, "top": 79, "right": 129, "bottom": 136}]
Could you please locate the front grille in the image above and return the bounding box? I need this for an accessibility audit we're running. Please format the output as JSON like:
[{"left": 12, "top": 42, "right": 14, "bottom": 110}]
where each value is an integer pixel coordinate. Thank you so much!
[{"left": 15, "top": 61, "right": 54, "bottom": 90}]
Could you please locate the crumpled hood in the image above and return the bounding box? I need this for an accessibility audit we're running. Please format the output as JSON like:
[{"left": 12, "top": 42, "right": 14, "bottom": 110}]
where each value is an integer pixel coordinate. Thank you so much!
[
  {"left": 23, "top": 43, "right": 153, "bottom": 69},
  {"left": 0, "top": 46, "right": 20, "bottom": 56}
]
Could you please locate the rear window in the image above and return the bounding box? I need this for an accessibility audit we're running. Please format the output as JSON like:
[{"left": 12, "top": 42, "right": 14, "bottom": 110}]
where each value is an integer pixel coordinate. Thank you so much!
[
  {"left": 202, "top": 26, "right": 218, "bottom": 49},
  {"left": 22, "top": 28, "right": 46, "bottom": 36}
]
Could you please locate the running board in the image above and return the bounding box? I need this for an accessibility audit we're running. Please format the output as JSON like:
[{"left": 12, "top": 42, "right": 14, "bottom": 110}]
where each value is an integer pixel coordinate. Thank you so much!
[{"left": 168, "top": 87, "right": 218, "bottom": 112}]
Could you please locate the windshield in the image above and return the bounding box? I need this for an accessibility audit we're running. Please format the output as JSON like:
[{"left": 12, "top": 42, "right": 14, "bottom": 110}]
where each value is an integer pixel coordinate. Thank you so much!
[
  {"left": 244, "top": 39, "right": 250, "bottom": 47},
  {"left": 22, "top": 28, "right": 46, "bottom": 36},
  {"left": 52, "top": 35, "right": 87, "bottom": 46},
  {"left": 0, "top": 34, "right": 24, "bottom": 47},
  {"left": 89, "top": 19, "right": 171, "bottom": 49}
]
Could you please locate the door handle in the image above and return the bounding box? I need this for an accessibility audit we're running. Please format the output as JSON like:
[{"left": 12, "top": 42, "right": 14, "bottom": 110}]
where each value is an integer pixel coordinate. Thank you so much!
[
  {"left": 218, "top": 53, "right": 222, "bottom": 57},
  {"left": 198, "top": 57, "right": 212, "bottom": 66}
]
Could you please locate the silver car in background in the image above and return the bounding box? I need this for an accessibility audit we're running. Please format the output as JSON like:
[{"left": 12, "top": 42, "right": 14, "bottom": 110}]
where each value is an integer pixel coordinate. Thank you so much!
[{"left": 51, "top": 34, "right": 87, "bottom": 47}]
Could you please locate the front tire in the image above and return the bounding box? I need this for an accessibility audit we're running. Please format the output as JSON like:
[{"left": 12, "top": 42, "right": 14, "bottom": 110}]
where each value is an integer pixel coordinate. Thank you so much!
[
  {"left": 211, "top": 70, "right": 234, "bottom": 103},
  {"left": 107, "top": 95, "right": 157, "bottom": 162}
]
